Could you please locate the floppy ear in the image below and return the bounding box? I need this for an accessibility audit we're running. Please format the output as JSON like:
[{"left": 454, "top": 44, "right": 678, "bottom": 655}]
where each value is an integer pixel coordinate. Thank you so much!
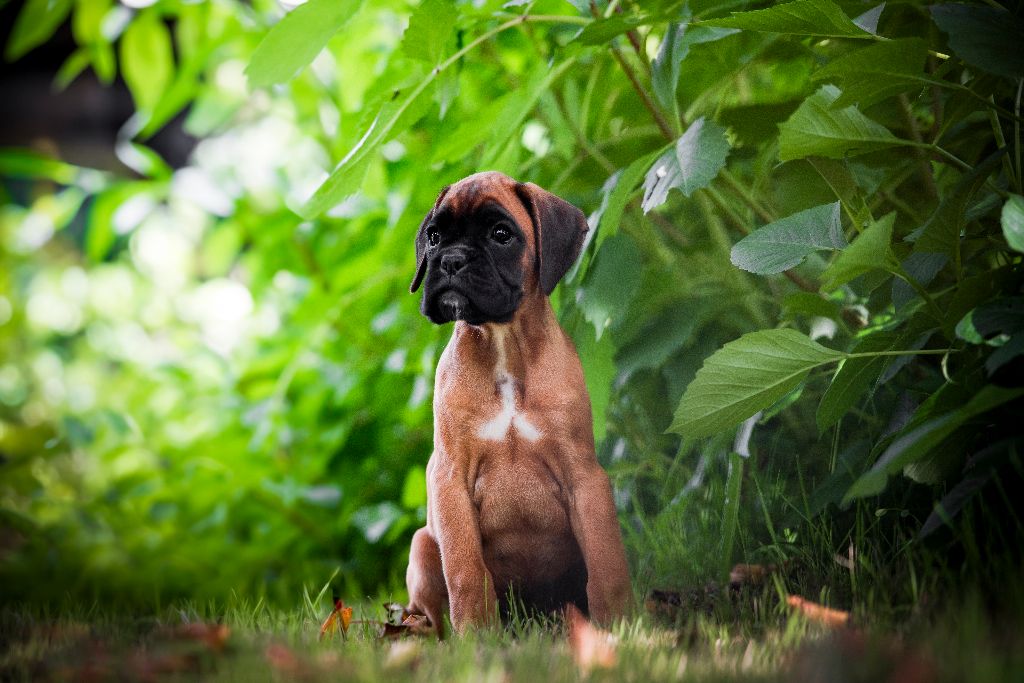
[
  {"left": 410, "top": 185, "right": 450, "bottom": 293},
  {"left": 514, "top": 182, "right": 589, "bottom": 295}
]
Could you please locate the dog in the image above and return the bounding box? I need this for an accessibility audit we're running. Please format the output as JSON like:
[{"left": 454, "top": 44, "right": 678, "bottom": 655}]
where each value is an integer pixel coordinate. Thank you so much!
[{"left": 404, "top": 171, "right": 631, "bottom": 637}]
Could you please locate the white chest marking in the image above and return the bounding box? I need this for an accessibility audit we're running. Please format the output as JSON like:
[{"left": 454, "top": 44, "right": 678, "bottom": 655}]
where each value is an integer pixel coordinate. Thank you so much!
[{"left": 477, "top": 328, "right": 542, "bottom": 443}]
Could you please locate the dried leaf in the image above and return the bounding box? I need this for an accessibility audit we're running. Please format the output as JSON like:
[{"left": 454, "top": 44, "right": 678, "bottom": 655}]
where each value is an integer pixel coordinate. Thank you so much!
[
  {"left": 786, "top": 595, "right": 851, "bottom": 628},
  {"left": 566, "top": 604, "right": 617, "bottom": 674},
  {"left": 319, "top": 597, "right": 354, "bottom": 640}
]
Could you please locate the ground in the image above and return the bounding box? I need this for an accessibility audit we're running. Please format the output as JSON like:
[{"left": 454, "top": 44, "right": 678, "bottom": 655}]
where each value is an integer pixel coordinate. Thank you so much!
[{"left": 3, "top": 583, "right": 1021, "bottom": 683}]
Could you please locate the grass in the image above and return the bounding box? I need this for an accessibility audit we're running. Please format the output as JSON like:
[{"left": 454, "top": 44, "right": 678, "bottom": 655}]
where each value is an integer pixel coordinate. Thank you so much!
[{"left": 3, "top": 572, "right": 1023, "bottom": 683}]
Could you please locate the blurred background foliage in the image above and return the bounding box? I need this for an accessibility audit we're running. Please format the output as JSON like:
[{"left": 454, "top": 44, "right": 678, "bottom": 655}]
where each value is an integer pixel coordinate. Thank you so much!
[{"left": 1, "top": 0, "right": 1022, "bottom": 612}]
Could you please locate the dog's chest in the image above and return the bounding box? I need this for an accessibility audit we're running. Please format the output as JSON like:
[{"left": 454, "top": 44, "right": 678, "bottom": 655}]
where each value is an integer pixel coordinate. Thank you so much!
[{"left": 474, "top": 328, "right": 543, "bottom": 443}]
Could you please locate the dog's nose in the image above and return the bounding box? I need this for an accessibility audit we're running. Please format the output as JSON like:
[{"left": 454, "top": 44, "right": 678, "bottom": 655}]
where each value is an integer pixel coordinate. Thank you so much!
[{"left": 440, "top": 252, "right": 467, "bottom": 277}]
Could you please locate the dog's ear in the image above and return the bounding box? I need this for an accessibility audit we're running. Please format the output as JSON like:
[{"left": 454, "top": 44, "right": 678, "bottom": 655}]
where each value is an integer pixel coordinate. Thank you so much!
[
  {"left": 410, "top": 185, "right": 451, "bottom": 293},
  {"left": 514, "top": 182, "right": 589, "bottom": 295}
]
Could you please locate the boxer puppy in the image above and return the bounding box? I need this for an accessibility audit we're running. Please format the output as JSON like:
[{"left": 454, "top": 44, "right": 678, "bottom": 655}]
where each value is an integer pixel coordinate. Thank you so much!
[{"left": 405, "top": 171, "right": 631, "bottom": 637}]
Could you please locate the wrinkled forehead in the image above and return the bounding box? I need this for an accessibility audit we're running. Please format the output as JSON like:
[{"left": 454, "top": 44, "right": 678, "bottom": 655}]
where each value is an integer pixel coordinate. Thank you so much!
[{"left": 437, "top": 173, "right": 535, "bottom": 243}]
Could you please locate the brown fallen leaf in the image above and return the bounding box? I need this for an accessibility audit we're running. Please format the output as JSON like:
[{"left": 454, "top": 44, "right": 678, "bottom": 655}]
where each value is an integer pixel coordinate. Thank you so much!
[
  {"left": 786, "top": 595, "right": 851, "bottom": 628},
  {"left": 265, "top": 642, "right": 307, "bottom": 678},
  {"left": 379, "top": 612, "right": 434, "bottom": 639},
  {"left": 174, "top": 622, "right": 231, "bottom": 653},
  {"left": 565, "top": 604, "right": 617, "bottom": 674},
  {"left": 319, "top": 596, "right": 353, "bottom": 641}
]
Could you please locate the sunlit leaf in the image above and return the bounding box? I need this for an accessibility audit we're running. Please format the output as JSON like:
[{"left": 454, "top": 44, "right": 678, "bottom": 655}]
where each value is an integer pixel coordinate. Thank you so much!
[
  {"left": 731, "top": 201, "right": 845, "bottom": 274},
  {"left": 779, "top": 86, "right": 899, "bottom": 161},
  {"left": 400, "top": 0, "right": 457, "bottom": 64},
  {"left": 246, "top": 0, "right": 364, "bottom": 88},
  {"left": 4, "top": 0, "right": 74, "bottom": 61},
  {"left": 120, "top": 10, "right": 174, "bottom": 113},
  {"left": 670, "top": 329, "right": 844, "bottom": 438},
  {"left": 1001, "top": 194, "right": 1024, "bottom": 253}
]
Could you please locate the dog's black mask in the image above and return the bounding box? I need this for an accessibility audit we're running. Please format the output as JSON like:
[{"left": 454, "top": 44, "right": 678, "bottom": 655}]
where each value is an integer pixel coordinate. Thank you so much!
[{"left": 413, "top": 198, "right": 526, "bottom": 325}]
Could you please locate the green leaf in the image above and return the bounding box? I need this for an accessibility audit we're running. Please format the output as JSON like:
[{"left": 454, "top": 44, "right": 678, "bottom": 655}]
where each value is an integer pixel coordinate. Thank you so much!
[
  {"left": 651, "top": 9, "right": 738, "bottom": 115},
  {"left": 779, "top": 85, "right": 900, "bottom": 161},
  {"left": 120, "top": 11, "right": 174, "bottom": 113},
  {"left": 821, "top": 211, "right": 897, "bottom": 290},
  {"left": 574, "top": 14, "right": 644, "bottom": 46},
  {"left": 844, "top": 386, "right": 1024, "bottom": 502},
  {"left": 812, "top": 38, "right": 929, "bottom": 109},
  {"left": 401, "top": 466, "right": 427, "bottom": 508},
  {"left": 720, "top": 451, "right": 744, "bottom": 578},
  {"left": 703, "top": 0, "right": 869, "bottom": 38},
  {"left": 642, "top": 117, "right": 729, "bottom": 212},
  {"left": 816, "top": 332, "right": 897, "bottom": 433},
  {"left": 930, "top": 4, "right": 1024, "bottom": 80},
  {"left": 591, "top": 149, "right": 664, "bottom": 252},
  {"left": 781, "top": 291, "right": 841, "bottom": 320},
  {"left": 573, "top": 323, "right": 616, "bottom": 442},
  {"left": 400, "top": 0, "right": 457, "bottom": 64},
  {"left": 912, "top": 149, "right": 1006, "bottom": 258},
  {"left": 669, "top": 329, "right": 844, "bottom": 438},
  {"left": 4, "top": 0, "right": 74, "bottom": 61},
  {"left": 578, "top": 233, "right": 642, "bottom": 340},
  {"left": 299, "top": 77, "right": 436, "bottom": 219},
  {"left": 246, "top": 0, "right": 364, "bottom": 89},
  {"left": 730, "top": 201, "right": 845, "bottom": 274},
  {"left": 1001, "top": 194, "right": 1024, "bottom": 253}
]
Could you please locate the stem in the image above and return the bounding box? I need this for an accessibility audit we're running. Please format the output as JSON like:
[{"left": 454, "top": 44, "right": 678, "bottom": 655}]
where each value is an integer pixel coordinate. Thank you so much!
[
  {"left": 1016, "top": 78, "right": 1023, "bottom": 193},
  {"left": 720, "top": 168, "right": 774, "bottom": 223},
  {"left": 892, "top": 266, "right": 946, "bottom": 319},
  {"left": 609, "top": 45, "right": 676, "bottom": 140},
  {"left": 846, "top": 349, "right": 950, "bottom": 359},
  {"left": 899, "top": 93, "right": 939, "bottom": 200}
]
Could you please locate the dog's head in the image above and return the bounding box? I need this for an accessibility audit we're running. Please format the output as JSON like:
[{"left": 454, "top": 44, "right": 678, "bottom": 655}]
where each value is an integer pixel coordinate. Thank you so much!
[{"left": 410, "top": 171, "right": 588, "bottom": 325}]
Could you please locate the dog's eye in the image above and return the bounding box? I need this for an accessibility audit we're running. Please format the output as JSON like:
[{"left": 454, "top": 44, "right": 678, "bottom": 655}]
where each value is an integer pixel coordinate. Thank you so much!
[
  {"left": 491, "top": 226, "right": 513, "bottom": 245},
  {"left": 427, "top": 229, "right": 440, "bottom": 247}
]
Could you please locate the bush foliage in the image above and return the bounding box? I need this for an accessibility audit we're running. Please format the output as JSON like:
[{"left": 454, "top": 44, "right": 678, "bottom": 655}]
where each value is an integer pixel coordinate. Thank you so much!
[{"left": 1, "top": 0, "right": 1021, "bottom": 606}]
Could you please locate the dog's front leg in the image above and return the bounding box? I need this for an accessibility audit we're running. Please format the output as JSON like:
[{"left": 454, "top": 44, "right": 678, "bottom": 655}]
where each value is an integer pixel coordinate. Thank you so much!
[
  {"left": 567, "top": 464, "right": 632, "bottom": 624},
  {"left": 432, "top": 477, "right": 499, "bottom": 633}
]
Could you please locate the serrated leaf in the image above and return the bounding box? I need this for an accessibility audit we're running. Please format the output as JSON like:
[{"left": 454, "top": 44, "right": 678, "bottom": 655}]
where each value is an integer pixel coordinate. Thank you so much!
[
  {"left": 669, "top": 329, "right": 844, "bottom": 438},
  {"left": 731, "top": 201, "right": 845, "bottom": 274},
  {"left": 401, "top": 0, "right": 457, "bottom": 64},
  {"left": 703, "top": 0, "right": 869, "bottom": 38},
  {"left": 816, "top": 332, "right": 897, "bottom": 433},
  {"left": 781, "top": 291, "right": 841, "bottom": 320},
  {"left": 930, "top": 4, "right": 1024, "bottom": 80},
  {"left": 246, "top": 0, "right": 364, "bottom": 89},
  {"left": 779, "top": 85, "right": 899, "bottom": 161},
  {"left": 5, "top": 0, "right": 74, "bottom": 61},
  {"left": 844, "top": 386, "right": 1024, "bottom": 503},
  {"left": 812, "top": 39, "right": 928, "bottom": 109},
  {"left": 1001, "top": 194, "right": 1024, "bottom": 253},
  {"left": 642, "top": 117, "right": 729, "bottom": 212},
  {"left": 120, "top": 11, "right": 174, "bottom": 113},
  {"left": 821, "top": 211, "right": 897, "bottom": 290}
]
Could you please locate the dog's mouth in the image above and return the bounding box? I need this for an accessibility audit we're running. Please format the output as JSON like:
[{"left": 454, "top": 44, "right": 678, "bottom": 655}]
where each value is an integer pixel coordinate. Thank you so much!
[{"left": 438, "top": 290, "right": 470, "bottom": 321}]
